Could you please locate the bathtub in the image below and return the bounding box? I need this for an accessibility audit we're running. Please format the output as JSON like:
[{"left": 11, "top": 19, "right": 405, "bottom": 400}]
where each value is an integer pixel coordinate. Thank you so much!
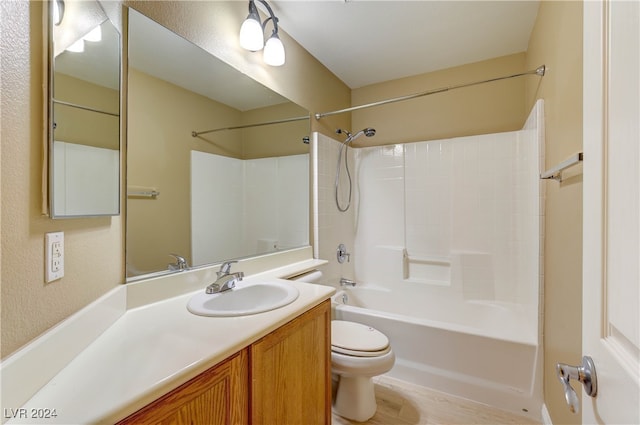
[{"left": 331, "top": 285, "right": 543, "bottom": 420}]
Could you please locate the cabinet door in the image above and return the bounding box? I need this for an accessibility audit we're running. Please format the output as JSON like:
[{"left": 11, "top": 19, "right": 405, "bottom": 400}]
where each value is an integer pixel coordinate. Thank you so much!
[
  {"left": 250, "top": 300, "right": 331, "bottom": 425},
  {"left": 117, "top": 349, "right": 249, "bottom": 425}
]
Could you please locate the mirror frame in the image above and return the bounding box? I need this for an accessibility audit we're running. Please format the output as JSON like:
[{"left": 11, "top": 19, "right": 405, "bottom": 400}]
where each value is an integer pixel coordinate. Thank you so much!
[{"left": 46, "top": 0, "right": 122, "bottom": 218}]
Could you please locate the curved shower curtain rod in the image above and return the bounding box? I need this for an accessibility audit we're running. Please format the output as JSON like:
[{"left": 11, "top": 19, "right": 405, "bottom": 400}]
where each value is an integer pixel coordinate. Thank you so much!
[
  {"left": 314, "top": 65, "right": 546, "bottom": 120},
  {"left": 192, "top": 115, "right": 309, "bottom": 138}
]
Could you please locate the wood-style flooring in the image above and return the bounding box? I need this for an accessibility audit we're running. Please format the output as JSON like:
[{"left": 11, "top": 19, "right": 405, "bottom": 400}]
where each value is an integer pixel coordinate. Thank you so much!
[{"left": 331, "top": 375, "right": 541, "bottom": 425}]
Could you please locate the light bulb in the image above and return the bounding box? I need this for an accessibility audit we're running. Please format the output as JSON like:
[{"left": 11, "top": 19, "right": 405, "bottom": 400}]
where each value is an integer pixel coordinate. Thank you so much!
[
  {"left": 83, "top": 25, "right": 102, "bottom": 42},
  {"left": 263, "top": 33, "right": 285, "bottom": 66},
  {"left": 66, "top": 39, "right": 84, "bottom": 53},
  {"left": 239, "top": 16, "right": 264, "bottom": 51}
]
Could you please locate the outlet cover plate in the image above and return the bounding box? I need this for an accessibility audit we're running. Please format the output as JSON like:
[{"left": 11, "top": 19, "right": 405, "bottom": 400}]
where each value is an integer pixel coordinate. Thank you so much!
[{"left": 45, "top": 232, "right": 64, "bottom": 282}]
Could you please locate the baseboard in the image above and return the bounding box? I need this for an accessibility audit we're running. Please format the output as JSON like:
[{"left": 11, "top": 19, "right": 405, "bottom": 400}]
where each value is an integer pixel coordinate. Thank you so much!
[{"left": 541, "top": 404, "right": 553, "bottom": 425}]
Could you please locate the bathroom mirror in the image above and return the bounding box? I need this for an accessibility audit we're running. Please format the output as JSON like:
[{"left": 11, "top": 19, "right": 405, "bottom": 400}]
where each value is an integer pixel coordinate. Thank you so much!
[
  {"left": 48, "top": 0, "right": 121, "bottom": 218},
  {"left": 126, "top": 9, "right": 310, "bottom": 279}
]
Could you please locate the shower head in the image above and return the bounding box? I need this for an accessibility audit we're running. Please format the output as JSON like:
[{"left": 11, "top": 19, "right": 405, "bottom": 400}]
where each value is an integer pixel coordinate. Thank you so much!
[
  {"left": 333, "top": 127, "right": 375, "bottom": 212},
  {"left": 363, "top": 128, "right": 376, "bottom": 137},
  {"left": 336, "top": 127, "right": 376, "bottom": 144}
]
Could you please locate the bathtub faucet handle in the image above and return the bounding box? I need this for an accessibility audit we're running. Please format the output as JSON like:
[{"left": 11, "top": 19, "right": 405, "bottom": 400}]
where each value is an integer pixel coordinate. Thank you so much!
[{"left": 337, "top": 243, "right": 351, "bottom": 263}]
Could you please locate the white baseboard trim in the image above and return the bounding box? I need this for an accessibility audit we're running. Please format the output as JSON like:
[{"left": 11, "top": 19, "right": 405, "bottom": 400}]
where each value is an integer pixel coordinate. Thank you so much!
[{"left": 541, "top": 404, "right": 553, "bottom": 425}]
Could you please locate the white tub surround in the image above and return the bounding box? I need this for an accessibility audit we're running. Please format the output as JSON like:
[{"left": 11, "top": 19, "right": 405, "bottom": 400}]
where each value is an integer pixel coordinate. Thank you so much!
[
  {"left": 0, "top": 247, "right": 331, "bottom": 424},
  {"left": 316, "top": 101, "right": 544, "bottom": 420},
  {"left": 191, "top": 152, "right": 309, "bottom": 264}
]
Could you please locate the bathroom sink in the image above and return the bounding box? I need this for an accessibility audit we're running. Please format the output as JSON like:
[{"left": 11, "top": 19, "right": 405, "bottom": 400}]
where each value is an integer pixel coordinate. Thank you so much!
[{"left": 187, "top": 280, "right": 299, "bottom": 317}]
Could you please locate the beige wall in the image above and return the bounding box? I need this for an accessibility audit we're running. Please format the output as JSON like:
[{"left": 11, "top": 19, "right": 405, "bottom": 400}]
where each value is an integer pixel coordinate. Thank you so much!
[
  {"left": 241, "top": 102, "right": 310, "bottom": 159},
  {"left": 54, "top": 73, "right": 119, "bottom": 149},
  {"left": 1, "top": 1, "right": 124, "bottom": 359},
  {"left": 351, "top": 53, "right": 527, "bottom": 147},
  {"left": 526, "top": 2, "right": 584, "bottom": 424},
  {"left": 0, "top": 1, "right": 351, "bottom": 358},
  {"left": 55, "top": 73, "right": 119, "bottom": 115},
  {"left": 127, "top": 69, "right": 242, "bottom": 274},
  {"left": 127, "top": 69, "right": 309, "bottom": 274}
]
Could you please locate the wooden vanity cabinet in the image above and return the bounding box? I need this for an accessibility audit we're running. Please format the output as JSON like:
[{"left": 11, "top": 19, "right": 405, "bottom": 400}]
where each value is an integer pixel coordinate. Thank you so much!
[
  {"left": 117, "top": 349, "right": 249, "bottom": 425},
  {"left": 250, "top": 300, "right": 331, "bottom": 424},
  {"left": 117, "top": 300, "right": 330, "bottom": 425}
]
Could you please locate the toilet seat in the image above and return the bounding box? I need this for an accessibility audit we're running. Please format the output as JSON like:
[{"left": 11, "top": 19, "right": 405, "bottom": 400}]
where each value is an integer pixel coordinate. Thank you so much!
[{"left": 331, "top": 320, "right": 390, "bottom": 357}]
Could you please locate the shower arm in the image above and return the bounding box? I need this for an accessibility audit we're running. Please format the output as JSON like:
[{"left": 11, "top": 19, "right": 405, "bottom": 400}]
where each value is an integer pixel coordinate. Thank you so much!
[{"left": 314, "top": 65, "right": 546, "bottom": 120}]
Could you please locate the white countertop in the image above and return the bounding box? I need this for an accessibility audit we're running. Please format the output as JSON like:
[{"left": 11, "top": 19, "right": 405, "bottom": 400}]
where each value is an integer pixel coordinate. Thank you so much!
[{"left": 3, "top": 252, "right": 332, "bottom": 424}]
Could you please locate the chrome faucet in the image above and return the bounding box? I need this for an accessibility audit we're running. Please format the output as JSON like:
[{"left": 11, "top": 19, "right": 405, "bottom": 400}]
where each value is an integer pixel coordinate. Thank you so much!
[
  {"left": 168, "top": 254, "right": 189, "bottom": 271},
  {"left": 339, "top": 277, "right": 356, "bottom": 287},
  {"left": 217, "top": 260, "right": 237, "bottom": 278},
  {"left": 206, "top": 261, "right": 244, "bottom": 294}
]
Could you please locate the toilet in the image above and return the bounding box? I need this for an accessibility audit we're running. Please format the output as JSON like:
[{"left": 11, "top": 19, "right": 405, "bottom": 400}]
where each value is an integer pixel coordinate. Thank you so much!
[
  {"left": 331, "top": 320, "right": 395, "bottom": 422},
  {"left": 289, "top": 270, "right": 395, "bottom": 421}
]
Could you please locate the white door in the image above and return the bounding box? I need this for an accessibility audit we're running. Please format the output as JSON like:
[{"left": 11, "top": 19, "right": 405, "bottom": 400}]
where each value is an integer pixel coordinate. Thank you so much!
[{"left": 583, "top": 1, "right": 640, "bottom": 424}]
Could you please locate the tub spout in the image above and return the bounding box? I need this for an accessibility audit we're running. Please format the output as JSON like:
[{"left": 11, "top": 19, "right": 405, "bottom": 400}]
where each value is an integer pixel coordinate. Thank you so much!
[{"left": 340, "top": 278, "right": 356, "bottom": 287}]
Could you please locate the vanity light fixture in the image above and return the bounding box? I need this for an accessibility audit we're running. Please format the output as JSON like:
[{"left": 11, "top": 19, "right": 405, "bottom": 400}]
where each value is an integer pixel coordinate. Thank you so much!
[{"left": 239, "top": 0, "right": 285, "bottom": 66}]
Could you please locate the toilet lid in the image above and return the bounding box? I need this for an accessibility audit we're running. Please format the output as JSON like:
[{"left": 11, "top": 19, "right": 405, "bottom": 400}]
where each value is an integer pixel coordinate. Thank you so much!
[{"left": 331, "top": 321, "right": 390, "bottom": 356}]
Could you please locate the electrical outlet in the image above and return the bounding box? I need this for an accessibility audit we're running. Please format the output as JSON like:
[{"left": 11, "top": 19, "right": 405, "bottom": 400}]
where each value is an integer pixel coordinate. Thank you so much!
[{"left": 45, "top": 232, "right": 64, "bottom": 282}]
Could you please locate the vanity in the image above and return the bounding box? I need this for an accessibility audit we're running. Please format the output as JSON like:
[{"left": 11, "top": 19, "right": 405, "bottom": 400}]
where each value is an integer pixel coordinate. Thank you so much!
[
  {"left": 2, "top": 250, "right": 333, "bottom": 424},
  {"left": 118, "top": 300, "right": 330, "bottom": 424}
]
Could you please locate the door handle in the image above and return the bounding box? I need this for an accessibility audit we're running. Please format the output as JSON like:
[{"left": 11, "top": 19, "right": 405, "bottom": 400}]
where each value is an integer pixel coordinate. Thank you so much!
[{"left": 556, "top": 356, "right": 598, "bottom": 414}]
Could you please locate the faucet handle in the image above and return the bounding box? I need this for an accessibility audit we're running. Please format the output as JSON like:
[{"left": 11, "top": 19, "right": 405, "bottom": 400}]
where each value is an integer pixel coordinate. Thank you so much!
[
  {"left": 218, "top": 260, "right": 238, "bottom": 276},
  {"left": 337, "top": 244, "right": 351, "bottom": 264},
  {"left": 168, "top": 254, "right": 189, "bottom": 271}
]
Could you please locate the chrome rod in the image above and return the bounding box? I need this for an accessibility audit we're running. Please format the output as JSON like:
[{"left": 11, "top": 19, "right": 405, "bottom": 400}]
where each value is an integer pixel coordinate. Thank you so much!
[
  {"left": 192, "top": 115, "right": 309, "bottom": 137},
  {"left": 540, "top": 152, "right": 583, "bottom": 181},
  {"left": 127, "top": 190, "right": 160, "bottom": 198},
  {"left": 53, "top": 99, "right": 120, "bottom": 117},
  {"left": 314, "top": 65, "right": 546, "bottom": 120}
]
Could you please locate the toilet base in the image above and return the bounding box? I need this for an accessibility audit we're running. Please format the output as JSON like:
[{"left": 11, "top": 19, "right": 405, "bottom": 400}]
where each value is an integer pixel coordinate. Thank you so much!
[{"left": 333, "top": 375, "right": 377, "bottom": 422}]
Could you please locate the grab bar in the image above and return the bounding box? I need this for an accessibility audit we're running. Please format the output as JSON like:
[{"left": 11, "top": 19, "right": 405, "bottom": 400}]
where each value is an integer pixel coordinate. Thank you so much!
[
  {"left": 540, "top": 152, "right": 583, "bottom": 182},
  {"left": 127, "top": 190, "right": 160, "bottom": 199},
  {"left": 127, "top": 186, "right": 160, "bottom": 199}
]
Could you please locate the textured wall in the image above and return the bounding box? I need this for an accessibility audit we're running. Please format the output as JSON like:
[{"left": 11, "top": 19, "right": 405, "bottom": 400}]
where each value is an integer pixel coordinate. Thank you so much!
[
  {"left": 525, "top": 2, "right": 584, "bottom": 424},
  {"left": 1, "top": 1, "right": 124, "bottom": 358},
  {"left": 351, "top": 53, "right": 527, "bottom": 147}
]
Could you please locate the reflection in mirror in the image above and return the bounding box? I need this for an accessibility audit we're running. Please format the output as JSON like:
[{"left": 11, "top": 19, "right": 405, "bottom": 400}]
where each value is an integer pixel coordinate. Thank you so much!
[
  {"left": 49, "top": 0, "right": 121, "bottom": 217},
  {"left": 126, "top": 9, "right": 310, "bottom": 279}
]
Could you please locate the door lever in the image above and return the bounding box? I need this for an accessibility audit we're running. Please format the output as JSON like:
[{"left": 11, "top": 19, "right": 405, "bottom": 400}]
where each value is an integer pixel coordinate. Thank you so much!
[{"left": 556, "top": 356, "right": 598, "bottom": 414}]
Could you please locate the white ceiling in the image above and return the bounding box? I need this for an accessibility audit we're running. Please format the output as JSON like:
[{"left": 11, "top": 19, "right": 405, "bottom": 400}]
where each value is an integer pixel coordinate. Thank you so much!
[{"left": 271, "top": 0, "right": 540, "bottom": 88}]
